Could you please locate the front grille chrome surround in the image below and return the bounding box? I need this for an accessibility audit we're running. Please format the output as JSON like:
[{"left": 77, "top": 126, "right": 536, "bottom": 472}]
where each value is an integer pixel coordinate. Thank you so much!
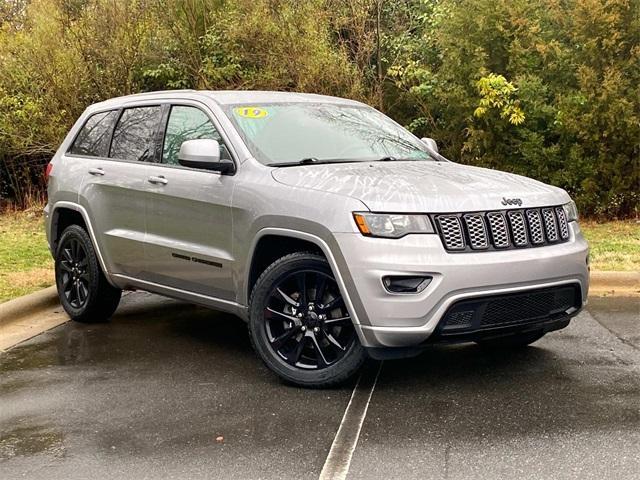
[{"left": 434, "top": 205, "right": 571, "bottom": 253}]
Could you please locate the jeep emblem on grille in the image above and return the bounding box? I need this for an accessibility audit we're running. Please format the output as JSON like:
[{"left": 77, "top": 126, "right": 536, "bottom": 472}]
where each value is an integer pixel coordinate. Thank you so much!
[{"left": 501, "top": 197, "right": 523, "bottom": 206}]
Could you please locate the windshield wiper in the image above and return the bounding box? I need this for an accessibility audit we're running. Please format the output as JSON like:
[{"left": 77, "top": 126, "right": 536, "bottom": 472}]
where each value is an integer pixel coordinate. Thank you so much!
[{"left": 268, "top": 158, "right": 362, "bottom": 167}]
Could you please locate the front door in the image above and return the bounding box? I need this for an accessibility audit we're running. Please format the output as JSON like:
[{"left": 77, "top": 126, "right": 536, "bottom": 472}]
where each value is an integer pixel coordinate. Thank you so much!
[{"left": 142, "top": 104, "right": 236, "bottom": 301}]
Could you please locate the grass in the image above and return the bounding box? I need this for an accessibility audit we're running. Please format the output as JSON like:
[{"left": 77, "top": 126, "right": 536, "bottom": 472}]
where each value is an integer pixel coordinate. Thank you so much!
[
  {"left": 0, "top": 209, "right": 638, "bottom": 303},
  {"left": 581, "top": 219, "right": 640, "bottom": 272},
  {"left": 0, "top": 208, "right": 54, "bottom": 303}
]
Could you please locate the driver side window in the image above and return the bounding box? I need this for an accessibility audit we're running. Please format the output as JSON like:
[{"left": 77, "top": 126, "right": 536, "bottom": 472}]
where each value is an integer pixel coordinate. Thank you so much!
[{"left": 162, "top": 106, "right": 230, "bottom": 165}]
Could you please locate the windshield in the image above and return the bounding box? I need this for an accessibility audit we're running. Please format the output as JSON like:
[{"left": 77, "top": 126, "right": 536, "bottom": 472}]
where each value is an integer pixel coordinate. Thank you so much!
[{"left": 224, "top": 102, "right": 434, "bottom": 165}]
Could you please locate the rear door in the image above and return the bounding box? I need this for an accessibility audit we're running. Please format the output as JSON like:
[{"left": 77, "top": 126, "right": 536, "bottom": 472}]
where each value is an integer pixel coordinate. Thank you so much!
[
  {"left": 77, "top": 105, "right": 162, "bottom": 278},
  {"left": 142, "top": 103, "right": 236, "bottom": 301}
]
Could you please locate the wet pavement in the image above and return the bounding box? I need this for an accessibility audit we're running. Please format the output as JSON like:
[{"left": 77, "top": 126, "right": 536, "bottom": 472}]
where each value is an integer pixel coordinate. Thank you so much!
[{"left": 1, "top": 292, "right": 638, "bottom": 479}]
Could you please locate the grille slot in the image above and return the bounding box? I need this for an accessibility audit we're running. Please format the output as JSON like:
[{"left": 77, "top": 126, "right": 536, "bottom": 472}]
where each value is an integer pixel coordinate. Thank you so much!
[
  {"left": 555, "top": 207, "right": 570, "bottom": 240},
  {"left": 507, "top": 211, "right": 528, "bottom": 246},
  {"left": 526, "top": 210, "right": 544, "bottom": 244},
  {"left": 486, "top": 212, "right": 510, "bottom": 248},
  {"left": 464, "top": 214, "right": 488, "bottom": 249},
  {"left": 436, "top": 216, "right": 465, "bottom": 250},
  {"left": 435, "top": 206, "right": 570, "bottom": 252}
]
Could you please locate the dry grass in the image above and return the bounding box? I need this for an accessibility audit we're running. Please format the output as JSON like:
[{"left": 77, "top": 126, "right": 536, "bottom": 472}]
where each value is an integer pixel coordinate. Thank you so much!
[
  {"left": 0, "top": 208, "right": 54, "bottom": 302},
  {"left": 581, "top": 220, "right": 640, "bottom": 271}
]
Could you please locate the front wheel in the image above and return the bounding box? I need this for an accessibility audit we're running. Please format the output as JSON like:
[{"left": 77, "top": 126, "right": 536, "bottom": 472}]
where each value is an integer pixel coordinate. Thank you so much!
[
  {"left": 248, "top": 252, "right": 366, "bottom": 388},
  {"left": 55, "top": 225, "right": 122, "bottom": 323}
]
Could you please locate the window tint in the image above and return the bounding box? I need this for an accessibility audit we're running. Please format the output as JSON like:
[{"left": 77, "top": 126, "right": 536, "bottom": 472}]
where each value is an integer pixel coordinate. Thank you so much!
[
  {"left": 69, "top": 110, "right": 119, "bottom": 157},
  {"left": 110, "top": 106, "right": 162, "bottom": 162},
  {"left": 162, "top": 106, "right": 230, "bottom": 165}
]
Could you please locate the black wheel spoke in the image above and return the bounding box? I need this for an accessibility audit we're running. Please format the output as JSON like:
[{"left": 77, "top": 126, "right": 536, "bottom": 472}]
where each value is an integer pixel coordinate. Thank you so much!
[
  {"left": 322, "top": 295, "right": 344, "bottom": 311},
  {"left": 276, "top": 287, "right": 299, "bottom": 307},
  {"left": 265, "top": 307, "right": 297, "bottom": 322},
  {"left": 315, "top": 274, "right": 327, "bottom": 303},
  {"left": 75, "top": 283, "right": 83, "bottom": 304},
  {"left": 296, "top": 273, "right": 307, "bottom": 306},
  {"left": 270, "top": 326, "right": 300, "bottom": 350},
  {"left": 60, "top": 261, "right": 73, "bottom": 273},
  {"left": 321, "top": 328, "right": 347, "bottom": 351},
  {"left": 63, "top": 248, "right": 74, "bottom": 264},
  {"left": 323, "top": 315, "right": 350, "bottom": 325},
  {"left": 286, "top": 336, "right": 307, "bottom": 365},
  {"left": 310, "top": 334, "right": 329, "bottom": 368}
]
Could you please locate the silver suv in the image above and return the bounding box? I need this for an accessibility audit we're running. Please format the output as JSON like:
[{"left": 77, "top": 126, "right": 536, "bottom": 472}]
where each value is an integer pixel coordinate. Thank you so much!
[{"left": 45, "top": 90, "right": 589, "bottom": 387}]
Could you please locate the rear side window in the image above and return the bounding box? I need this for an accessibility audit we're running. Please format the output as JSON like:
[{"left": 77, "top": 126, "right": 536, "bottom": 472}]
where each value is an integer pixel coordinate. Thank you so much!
[
  {"left": 109, "top": 106, "right": 163, "bottom": 162},
  {"left": 162, "top": 105, "right": 230, "bottom": 165},
  {"left": 69, "top": 110, "right": 119, "bottom": 157}
]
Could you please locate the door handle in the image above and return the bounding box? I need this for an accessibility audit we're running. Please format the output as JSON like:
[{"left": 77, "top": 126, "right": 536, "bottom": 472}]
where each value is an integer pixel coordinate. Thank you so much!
[
  {"left": 148, "top": 175, "right": 168, "bottom": 185},
  {"left": 88, "top": 167, "right": 105, "bottom": 176}
]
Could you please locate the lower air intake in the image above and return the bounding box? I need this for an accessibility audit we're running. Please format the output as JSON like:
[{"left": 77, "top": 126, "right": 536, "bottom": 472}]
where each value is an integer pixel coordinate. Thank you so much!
[{"left": 438, "top": 285, "right": 581, "bottom": 334}]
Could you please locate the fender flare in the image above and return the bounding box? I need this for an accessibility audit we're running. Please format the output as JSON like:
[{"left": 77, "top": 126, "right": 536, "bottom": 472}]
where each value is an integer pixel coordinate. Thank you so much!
[
  {"left": 50, "top": 201, "right": 115, "bottom": 285},
  {"left": 244, "top": 228, "right": 362, "bottom": 326}
]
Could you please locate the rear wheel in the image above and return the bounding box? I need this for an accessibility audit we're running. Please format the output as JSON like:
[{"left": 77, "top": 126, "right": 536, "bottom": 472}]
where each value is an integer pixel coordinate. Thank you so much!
[
  {"left": 55, "top": 225, "right": 121, "bottom": 323},
  {"left": 475, "top": 331, "right": 545, "bottom": 349},
  {"left": 249, "top": 252, "right": 366, "bottom": 388}
]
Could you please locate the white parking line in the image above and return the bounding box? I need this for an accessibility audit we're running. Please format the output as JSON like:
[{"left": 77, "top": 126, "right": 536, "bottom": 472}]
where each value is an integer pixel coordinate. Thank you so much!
[{"left": 319, "top": 361, "right": 383, "bottom": 480}]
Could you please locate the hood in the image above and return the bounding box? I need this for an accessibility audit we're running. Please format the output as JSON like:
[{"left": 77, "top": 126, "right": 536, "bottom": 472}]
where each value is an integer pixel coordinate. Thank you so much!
[{"left": 271, "top": 161, "right": 569, "bottom": 213}]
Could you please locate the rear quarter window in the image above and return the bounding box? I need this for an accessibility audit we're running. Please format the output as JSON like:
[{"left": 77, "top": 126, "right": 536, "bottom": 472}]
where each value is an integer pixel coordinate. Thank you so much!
[{"left": 69, "top": 110, "right": 119, "bottom": 157}]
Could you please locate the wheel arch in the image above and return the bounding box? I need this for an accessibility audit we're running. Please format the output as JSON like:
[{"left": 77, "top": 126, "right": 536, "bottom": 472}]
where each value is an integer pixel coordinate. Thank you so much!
[
  {"left": 243, "top": 228, "right": 362, "bottom": 327},
  {"left": 50, "top": 201, "right": 114, "bottom": 285}
]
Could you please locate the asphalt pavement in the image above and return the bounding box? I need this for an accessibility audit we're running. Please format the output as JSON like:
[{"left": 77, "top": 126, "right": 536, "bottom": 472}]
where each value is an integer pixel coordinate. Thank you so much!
[{"left": 0, "top": 292, "right": 638, "bottom": 479}]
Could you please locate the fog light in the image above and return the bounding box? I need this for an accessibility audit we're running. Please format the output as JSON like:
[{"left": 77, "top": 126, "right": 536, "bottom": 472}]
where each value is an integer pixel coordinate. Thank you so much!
[{"left": 383, "top": 276, "right": 432, "bottom": 293}]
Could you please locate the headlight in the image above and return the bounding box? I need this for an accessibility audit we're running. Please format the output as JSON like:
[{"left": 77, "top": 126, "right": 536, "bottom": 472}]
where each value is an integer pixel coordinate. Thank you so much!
[
  {"left": 353, "top": 212, "right": 435, "bottom": 238},
  {"left": 563, "top": 200, "right": 578, "bottom": 222}
]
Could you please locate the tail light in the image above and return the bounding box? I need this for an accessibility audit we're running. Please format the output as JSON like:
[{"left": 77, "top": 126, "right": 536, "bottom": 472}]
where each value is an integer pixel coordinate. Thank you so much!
[{"left": 45, "top": 162, "right": 53, "bottom": 181}]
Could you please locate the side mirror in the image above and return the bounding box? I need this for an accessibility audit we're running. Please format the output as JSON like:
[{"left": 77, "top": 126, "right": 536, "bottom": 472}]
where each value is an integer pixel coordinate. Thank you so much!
[
  {"left": 178, "top": 139, "right": 235, "bottom": 174},
  {"left": 421, "top": 137, "right": 439, "bottom": 154}
]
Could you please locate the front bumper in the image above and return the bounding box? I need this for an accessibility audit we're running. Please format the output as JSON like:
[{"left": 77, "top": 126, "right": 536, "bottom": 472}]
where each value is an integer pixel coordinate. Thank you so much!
[{"left": 333, "top": 222, "right": 589, "bottom": 348}]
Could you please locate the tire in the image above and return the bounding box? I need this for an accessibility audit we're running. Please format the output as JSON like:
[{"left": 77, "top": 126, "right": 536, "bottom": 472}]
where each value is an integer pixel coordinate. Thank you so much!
[
  {"left": 55, "top": 224, "right": 121, "bottom": 323},
  {"left": 249, "top": 252, "right": 366, "bottom": 388},
  {"left": 475, "top": 330, "right": 545, "bottom": 349}
]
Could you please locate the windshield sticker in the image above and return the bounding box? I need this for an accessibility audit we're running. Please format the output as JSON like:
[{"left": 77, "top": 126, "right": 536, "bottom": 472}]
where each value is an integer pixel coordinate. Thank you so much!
[{"left": 234, "top": 107, "right": 268, "bottom": 119}]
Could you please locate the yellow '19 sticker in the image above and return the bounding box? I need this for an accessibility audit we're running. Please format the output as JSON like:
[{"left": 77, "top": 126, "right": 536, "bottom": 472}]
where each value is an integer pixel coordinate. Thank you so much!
[{"left": 235, "top": 107, "right": 268, "bottom": 119}]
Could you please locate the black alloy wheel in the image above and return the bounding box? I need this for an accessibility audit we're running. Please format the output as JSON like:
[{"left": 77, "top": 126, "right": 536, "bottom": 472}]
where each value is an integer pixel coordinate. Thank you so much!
[
  {"left": 249, "top": 252, "right": 366, "bottom": 387},
  {"left": 55, "top": 224, "right": 122, "bottom": 323},
  {"left": 264, "top": 269, "right": 356, "bottom": 369},
  {"left": 58, "top": 236, "right": 90, "bottom": 309}
]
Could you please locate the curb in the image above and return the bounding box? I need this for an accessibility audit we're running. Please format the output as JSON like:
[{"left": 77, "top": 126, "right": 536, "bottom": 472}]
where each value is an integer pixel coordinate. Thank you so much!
[
  {"left": 589, "top": 271, "right": 639, "bottom": 289},
  {"left": 0, "top": 286, "right": 59, "bottom": 326}
]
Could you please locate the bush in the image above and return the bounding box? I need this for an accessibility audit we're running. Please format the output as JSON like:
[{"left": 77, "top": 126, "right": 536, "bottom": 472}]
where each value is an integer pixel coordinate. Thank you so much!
[{"left": 0, "top": 0, "right": 637, "bottom": 217}]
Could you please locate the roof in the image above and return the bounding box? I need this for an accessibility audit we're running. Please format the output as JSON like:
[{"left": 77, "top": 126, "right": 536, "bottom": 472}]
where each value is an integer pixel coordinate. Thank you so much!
[{"left": 88, "top": 90, "right": 364, "bottom": 111}]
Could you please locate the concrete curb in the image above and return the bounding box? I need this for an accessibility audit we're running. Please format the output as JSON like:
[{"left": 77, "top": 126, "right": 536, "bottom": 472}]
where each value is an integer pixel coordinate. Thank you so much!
[
  {"left": 589, "top": 271, "right": 639, "bottom": 289},
  {"left": 0, "top": 286, "right": 59, "bottom": 326}
]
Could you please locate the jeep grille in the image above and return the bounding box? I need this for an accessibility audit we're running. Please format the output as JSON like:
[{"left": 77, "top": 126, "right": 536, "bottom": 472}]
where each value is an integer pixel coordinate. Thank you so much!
[{"left": 434, "top": 206, "right": 571, "bottom": 252}]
